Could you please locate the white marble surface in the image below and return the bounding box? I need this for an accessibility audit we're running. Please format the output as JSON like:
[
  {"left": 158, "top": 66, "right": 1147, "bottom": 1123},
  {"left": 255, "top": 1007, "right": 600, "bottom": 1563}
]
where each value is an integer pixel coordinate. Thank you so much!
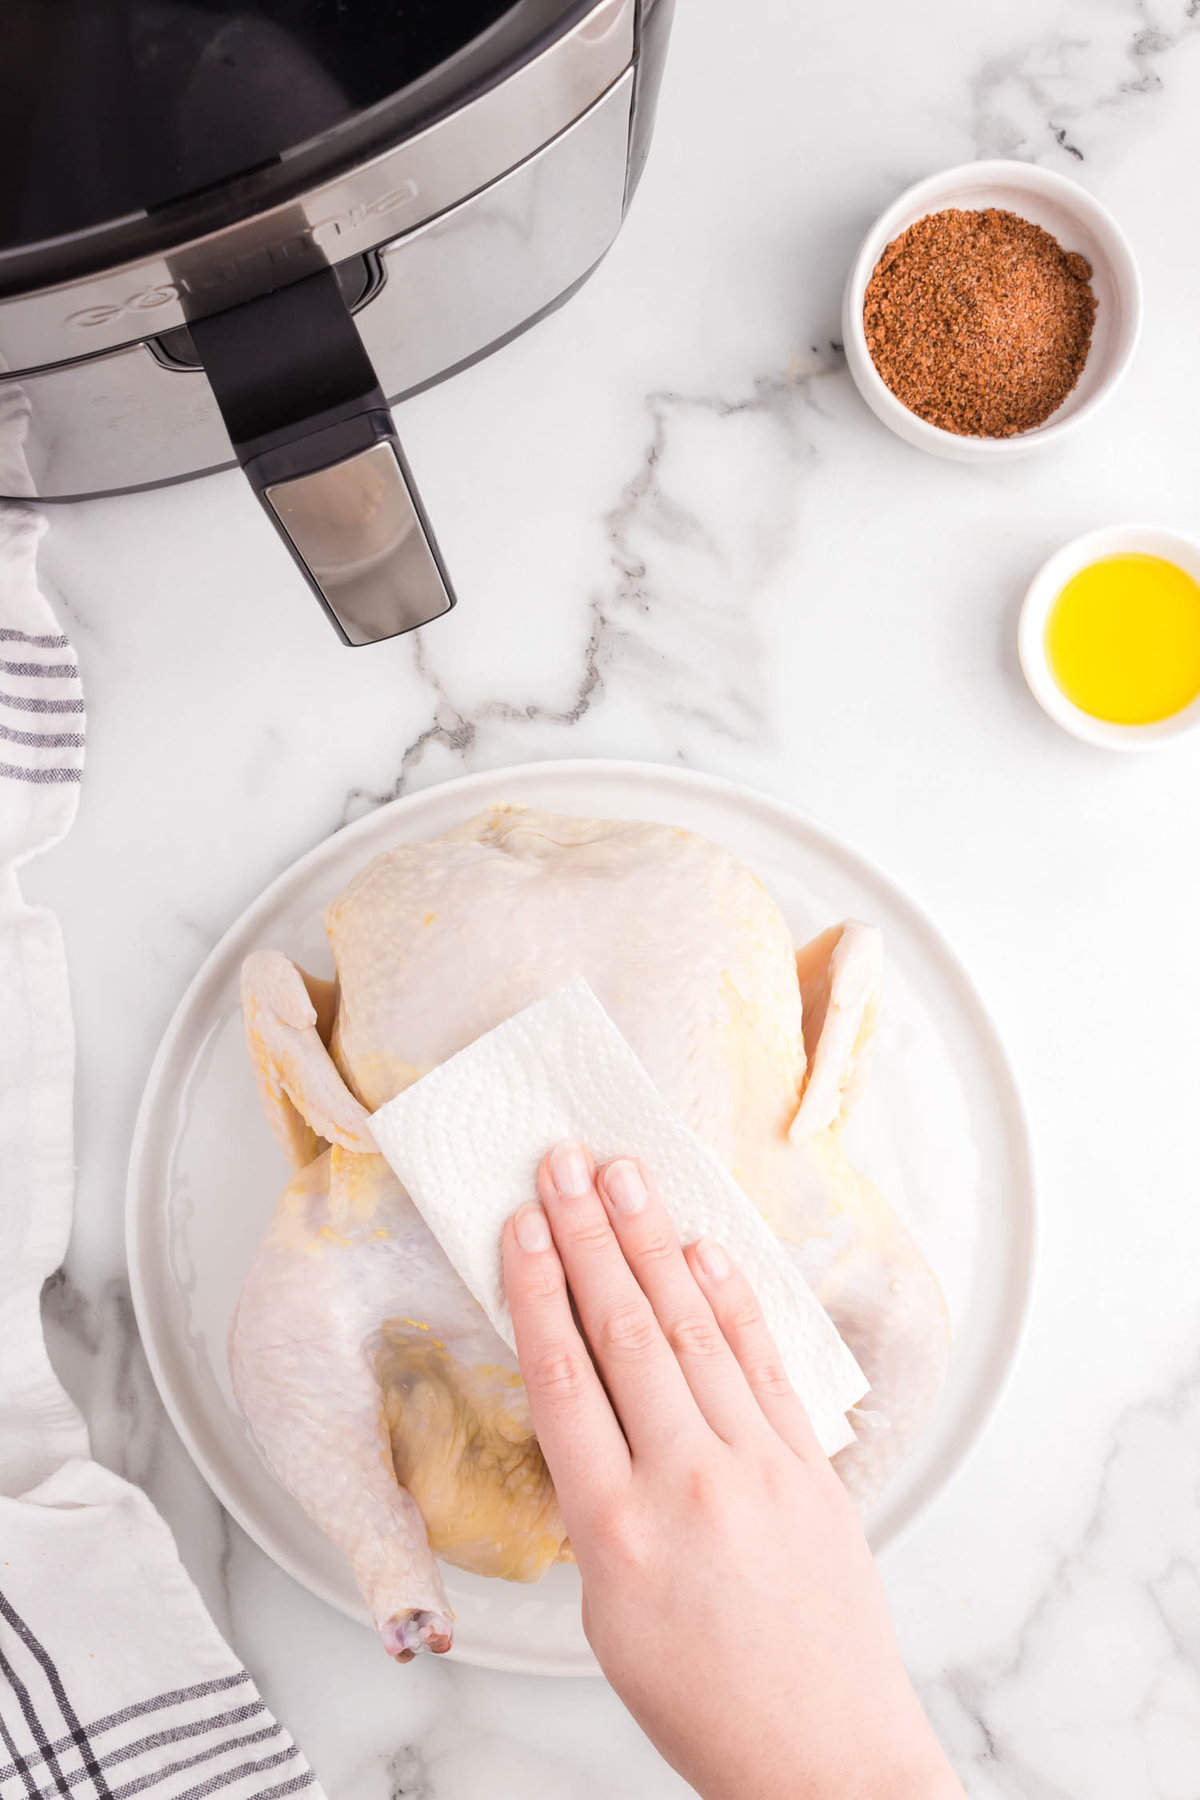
[{"left": 21, "top": 0, "right": 1200, "bottom": 1792}]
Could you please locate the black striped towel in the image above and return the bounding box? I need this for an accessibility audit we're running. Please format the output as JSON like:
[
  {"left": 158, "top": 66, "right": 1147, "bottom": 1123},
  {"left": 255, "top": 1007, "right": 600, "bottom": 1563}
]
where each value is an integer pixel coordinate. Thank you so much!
[
  {"left": 0, "top": 387, "right": 326, "bottom": 1800},
  {"left": 0, "top": 391, "right": 83, "bottom": 862}
]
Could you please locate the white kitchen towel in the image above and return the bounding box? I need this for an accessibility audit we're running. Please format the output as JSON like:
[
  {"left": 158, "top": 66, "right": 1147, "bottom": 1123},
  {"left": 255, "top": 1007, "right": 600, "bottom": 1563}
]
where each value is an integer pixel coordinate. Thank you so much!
[
  {"left": 0, "top": 386, "right": 325, "bottom": 1800},
  {"left": 370, "top": 977, "right": 868, "bottom": 1456}
]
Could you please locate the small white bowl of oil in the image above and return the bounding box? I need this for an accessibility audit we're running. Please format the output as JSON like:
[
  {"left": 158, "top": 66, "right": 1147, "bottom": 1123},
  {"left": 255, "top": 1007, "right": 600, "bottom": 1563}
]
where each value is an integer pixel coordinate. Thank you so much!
[{"left": 1018, "top": 525, "right": 1200, "bottom": 749}]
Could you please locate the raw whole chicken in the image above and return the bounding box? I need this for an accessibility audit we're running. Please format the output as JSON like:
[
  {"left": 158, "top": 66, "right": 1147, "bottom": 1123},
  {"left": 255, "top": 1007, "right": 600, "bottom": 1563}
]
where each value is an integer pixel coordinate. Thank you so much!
[{"left": 231, "top": 806, "right": 948, "bottom": 1661}]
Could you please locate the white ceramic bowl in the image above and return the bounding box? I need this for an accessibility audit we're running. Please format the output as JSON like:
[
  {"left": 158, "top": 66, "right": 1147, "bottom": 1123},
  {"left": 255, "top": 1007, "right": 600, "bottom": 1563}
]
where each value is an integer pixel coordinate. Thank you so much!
[
  {"left": 842, "top": 160, "right": 1142, "bottom": 461},
  {"left": 1018, "top": 525, "right": 1200, "bottom": 749}
]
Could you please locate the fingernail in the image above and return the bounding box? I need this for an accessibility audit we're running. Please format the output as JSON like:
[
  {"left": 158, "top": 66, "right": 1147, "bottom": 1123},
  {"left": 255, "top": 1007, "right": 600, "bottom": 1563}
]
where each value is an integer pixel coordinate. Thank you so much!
[
  {"left": 514, "top": 1204, "right": 552, "bottom": 1252},
  {"left": 695, "top": 1237, "right": 731, "bottom": 1282},
  {"left": 603, "top": 1159, "right": 647, "bottom": 1216},
  {"left": 548, "top": 1142, "right": 592, "bottom": 1200}
]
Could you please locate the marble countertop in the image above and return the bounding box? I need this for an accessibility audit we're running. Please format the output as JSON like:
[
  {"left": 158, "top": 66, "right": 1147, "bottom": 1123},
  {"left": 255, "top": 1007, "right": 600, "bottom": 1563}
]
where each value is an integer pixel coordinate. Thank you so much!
[{"left": 23, "top": 0, "right": 1200, "bottom": 1793}]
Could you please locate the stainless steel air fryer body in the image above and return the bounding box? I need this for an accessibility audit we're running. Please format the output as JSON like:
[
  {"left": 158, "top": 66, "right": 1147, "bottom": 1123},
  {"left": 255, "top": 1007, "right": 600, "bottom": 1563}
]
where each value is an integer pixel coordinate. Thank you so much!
[{"left": 0, "top": 0, "right": 673, "bottom": 642}]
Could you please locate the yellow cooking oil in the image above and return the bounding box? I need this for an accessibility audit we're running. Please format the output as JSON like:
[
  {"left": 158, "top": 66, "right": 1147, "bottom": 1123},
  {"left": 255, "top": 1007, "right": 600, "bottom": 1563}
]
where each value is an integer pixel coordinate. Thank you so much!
[{"left": 1045, "top": 553, "right": 1200, "bottom": 725}]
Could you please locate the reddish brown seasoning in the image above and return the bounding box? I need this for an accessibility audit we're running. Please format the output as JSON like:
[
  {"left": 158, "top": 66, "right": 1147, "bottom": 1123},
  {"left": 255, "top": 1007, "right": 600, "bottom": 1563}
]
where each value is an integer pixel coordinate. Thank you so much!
[{"left": 862, "top": 207, "right": 1097, "bottom": 438}]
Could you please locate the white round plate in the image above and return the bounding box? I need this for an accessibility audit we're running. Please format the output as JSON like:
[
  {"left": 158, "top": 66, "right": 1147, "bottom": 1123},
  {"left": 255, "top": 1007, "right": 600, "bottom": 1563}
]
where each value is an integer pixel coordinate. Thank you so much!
[{"left": 128, "top": 760, "right": 1035, "bottom": 1676}]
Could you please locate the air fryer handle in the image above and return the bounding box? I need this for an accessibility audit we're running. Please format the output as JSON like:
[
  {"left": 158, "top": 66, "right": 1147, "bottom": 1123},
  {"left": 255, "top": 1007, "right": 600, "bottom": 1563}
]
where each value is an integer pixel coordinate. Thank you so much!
[{"left": 189, "top": 269, "right": 455, "bottom": 645}]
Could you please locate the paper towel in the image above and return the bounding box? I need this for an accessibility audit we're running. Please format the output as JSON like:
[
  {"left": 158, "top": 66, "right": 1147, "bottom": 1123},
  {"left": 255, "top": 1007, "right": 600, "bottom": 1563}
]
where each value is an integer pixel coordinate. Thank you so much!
[{"left": 369, "top": 978, "right": 867, "bottom": 1456}]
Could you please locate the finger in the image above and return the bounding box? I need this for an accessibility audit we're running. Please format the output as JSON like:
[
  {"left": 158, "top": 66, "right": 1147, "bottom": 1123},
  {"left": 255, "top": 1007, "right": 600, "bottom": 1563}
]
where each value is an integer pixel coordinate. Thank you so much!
[
  {"left": 503, "top": 1204, "right": 630, "bottom": 1518},
  {"left": 685, "top": 1238, "right": 824, "bottom": 1462},
  {"left": 537, "top": 1143, "right": 703, "bottom": 1456},
  {"left": 594, "top": 1158, "right": 768, "bottom": 1448}
]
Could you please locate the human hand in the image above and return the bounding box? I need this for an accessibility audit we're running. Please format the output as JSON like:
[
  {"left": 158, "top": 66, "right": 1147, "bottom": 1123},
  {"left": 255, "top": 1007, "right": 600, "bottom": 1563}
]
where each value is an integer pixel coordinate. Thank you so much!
[{"left": 502, "top": 1142, "right": 963, "bottom": 1800}]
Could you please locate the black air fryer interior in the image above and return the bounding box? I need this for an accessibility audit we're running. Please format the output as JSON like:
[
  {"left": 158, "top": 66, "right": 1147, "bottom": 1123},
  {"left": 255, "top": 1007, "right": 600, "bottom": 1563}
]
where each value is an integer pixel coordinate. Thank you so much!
[
  {"left": 0, "top": 0, "right": 603, "bottom": 291},
  {"left": 0, "top": 2, "right": 516, "bottom": 247}
]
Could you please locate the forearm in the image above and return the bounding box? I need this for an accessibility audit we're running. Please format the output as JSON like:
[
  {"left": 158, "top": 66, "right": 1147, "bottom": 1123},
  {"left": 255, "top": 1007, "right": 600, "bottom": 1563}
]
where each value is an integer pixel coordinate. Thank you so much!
[
  {"left": 663, "top": 1687, "right": 965, "bottom": 1800},
  {"left": 698, "top": 1751, "right": 964, "bottom": 1800}
]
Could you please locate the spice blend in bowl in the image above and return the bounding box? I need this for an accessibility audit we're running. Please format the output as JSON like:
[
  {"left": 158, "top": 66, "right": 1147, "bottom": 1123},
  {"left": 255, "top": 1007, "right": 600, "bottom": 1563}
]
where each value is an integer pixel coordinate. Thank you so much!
[{"left": 863, "top": 208, "right": 1097, "bottom": 438}]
